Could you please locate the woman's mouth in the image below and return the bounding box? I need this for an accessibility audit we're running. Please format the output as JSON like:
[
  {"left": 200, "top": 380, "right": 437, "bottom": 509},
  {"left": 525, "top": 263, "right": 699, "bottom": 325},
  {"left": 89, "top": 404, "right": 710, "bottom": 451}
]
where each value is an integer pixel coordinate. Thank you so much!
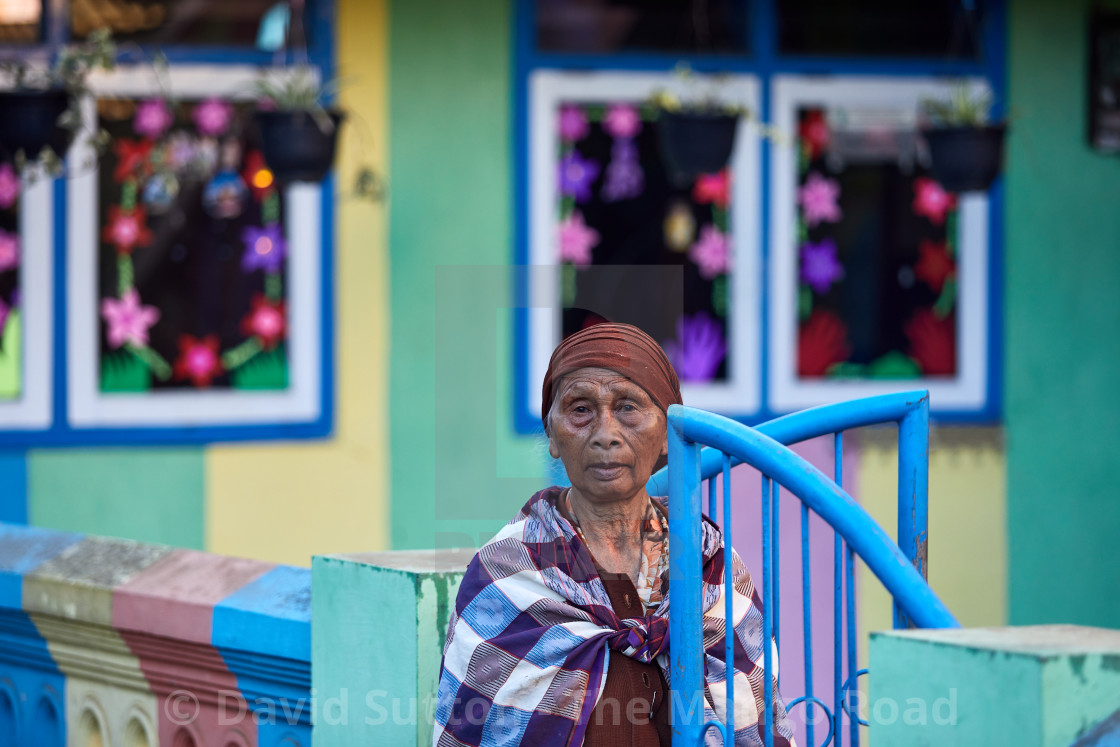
[{"left": 588, "top": 463, "right": 627, "bottom": 480}]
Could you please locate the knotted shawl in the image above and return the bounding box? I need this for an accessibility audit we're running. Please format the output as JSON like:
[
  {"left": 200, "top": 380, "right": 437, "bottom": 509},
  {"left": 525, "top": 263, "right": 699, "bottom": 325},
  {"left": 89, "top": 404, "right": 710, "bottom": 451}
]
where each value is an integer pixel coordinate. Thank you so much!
[{"left": 433, "top": 487, "right": 795, "bottom": 746}]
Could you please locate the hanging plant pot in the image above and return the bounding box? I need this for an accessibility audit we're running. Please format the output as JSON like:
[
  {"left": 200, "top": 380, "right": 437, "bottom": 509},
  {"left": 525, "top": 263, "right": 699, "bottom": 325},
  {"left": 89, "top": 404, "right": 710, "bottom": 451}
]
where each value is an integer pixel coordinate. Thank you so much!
[
  {"left": 657, "top": 110, "right": 739, "bottom": 181},
  {"left": 922, "top": 124, "right": 1007, "bottom": 193},
  {"left": 0, "top": 89, "right": 73, "bottom": 162},
  {"left": 254, "top": 109, "right": 344, "bottom": 183}
]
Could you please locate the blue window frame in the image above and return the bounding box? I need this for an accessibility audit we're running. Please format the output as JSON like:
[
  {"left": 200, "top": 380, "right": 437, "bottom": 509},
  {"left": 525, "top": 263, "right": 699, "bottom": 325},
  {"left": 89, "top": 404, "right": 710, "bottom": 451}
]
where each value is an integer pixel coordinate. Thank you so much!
[
  {"left": 0, "top": 0, "right": 336, "bottom": 446},
  {"left": 513, "top": 0, "right": 1005, "bottom": 432}
]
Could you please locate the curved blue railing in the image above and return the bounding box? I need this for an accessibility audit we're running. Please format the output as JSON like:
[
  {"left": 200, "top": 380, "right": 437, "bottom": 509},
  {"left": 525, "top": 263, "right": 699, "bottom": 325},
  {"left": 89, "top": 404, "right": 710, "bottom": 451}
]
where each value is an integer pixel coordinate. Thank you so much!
[{"left": 662, "top": 393, "right": 958, "bottom": 747}]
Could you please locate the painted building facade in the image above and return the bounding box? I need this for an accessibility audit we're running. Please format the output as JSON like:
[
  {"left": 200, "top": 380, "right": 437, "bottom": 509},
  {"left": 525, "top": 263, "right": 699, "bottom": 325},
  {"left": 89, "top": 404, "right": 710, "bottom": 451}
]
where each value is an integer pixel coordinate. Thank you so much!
[{"left": 0, "top": 0, "right": 1117, "bottom": 652}]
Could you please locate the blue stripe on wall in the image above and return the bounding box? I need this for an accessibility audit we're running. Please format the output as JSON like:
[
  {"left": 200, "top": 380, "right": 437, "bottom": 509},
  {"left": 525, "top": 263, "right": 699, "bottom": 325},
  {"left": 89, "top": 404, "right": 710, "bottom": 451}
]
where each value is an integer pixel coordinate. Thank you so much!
[{"left": 0, "top": 451, "right": 27, "bottom": 524}]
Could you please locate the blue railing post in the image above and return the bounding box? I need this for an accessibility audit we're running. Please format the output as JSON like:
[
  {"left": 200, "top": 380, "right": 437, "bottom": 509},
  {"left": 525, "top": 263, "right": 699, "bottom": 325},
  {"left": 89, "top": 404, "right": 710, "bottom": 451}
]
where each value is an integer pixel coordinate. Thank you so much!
[
  {"left": 667, "top": 406, "right": 704, "bottom": 747},
  {"left": 895, "top": 393, "right": 930, "bottom": 629}
]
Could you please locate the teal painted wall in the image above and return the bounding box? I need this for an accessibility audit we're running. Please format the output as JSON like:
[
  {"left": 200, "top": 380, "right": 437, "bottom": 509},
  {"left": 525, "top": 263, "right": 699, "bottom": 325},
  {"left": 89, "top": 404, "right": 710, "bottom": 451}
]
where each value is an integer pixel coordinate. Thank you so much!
[
  {"left": 1006, "top": 0, "right": 1120, "bottom": 627},
  {"left": 28, "top": 448, "right": 204, "bottom": 549},
  {"left": 388, "top": 0, "right": 545, "bottom": 550}
]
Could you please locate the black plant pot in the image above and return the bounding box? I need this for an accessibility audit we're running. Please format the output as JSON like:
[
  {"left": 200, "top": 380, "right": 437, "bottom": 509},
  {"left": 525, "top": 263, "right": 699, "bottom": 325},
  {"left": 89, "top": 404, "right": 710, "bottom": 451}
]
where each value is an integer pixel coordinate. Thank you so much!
[
  {"left": 254, "top": 109, "right": 344, "bottom": 183},
  {"left": 0, "top": 89, "right": 72, "bottom": 161},
  {"left": 657, "top": 110, "right": 739, "bottom": 181},
  {"left": 922, "top": 125, "right": 1007, "bottom": 193}
]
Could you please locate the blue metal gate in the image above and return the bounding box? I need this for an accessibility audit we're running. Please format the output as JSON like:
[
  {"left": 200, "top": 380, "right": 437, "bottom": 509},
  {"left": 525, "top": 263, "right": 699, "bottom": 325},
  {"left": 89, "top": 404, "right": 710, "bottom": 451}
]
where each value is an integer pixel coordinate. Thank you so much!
[{"left": 647, "top": 391, "right": 959, "bottom": 746}]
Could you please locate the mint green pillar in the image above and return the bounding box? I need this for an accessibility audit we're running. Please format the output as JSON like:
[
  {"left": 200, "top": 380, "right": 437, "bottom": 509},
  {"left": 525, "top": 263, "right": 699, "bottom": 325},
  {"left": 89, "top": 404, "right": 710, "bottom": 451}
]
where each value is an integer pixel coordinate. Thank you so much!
[
  {"left": 311, "top": 549, "right": 474, "bottom": 747},
  {"left": 869, "top": 625, "right": 1120, "bottom": 746}
]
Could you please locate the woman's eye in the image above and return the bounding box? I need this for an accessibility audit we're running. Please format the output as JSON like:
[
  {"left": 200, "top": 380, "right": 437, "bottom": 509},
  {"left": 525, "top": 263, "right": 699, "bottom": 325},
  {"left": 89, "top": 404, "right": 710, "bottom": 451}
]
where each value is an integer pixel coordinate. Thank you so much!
[
  {"left": 620, "top": 403, "right": 637, "bottom": 412},
  {"left": 573, "top": 405, "right": 590, "bottom": 414}
]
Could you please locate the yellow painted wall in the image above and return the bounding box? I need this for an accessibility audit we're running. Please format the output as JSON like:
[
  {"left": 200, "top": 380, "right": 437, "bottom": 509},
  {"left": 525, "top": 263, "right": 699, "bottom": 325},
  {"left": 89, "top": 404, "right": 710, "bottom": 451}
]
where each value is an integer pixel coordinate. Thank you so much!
[
  {"left": 205, "top": 0, "right": 390, "bottom": 566},
  {"left": 857, "top": 430, "right": 1007, "bottom": 669}
]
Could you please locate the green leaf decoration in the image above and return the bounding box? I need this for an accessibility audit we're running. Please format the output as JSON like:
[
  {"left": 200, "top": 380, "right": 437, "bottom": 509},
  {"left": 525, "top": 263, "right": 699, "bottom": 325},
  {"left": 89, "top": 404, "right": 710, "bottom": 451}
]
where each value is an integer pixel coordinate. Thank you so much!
[
  {"left": 561, "top": 263, "right": 577, "bottom": 308},
  {"left": 826, "top": 362, "right": 866, "bottom": 379},
  {"left": 0, "top": 309, "right": 21, "bottom": 400},
  {"left": 867, "top": 351, "right": 922, "bottom": 379},
  {"left": 797, "top": 220, "right": 809, "bottom": 245},
  {"left": 798, "top": 286, "right": 813, "bottom": 320},
  {"left": 933, "top": 276, "right": 957, "bottom": 319},
  {"left": 711, "top": 207, "right": 728, "bottom": 233},
  {"left": 946, "top": 211, "right": 958, "bottom": 257},
  {"left": 231, "top": 345, "right": 289, "bottom": 390},
  {"left": 712, "top": 276, "right": 728, "bottom": 317},
  {"left": 100, "top": 349, "right": 152, "bottom": 392},
  {"left": 584, "top": 104, "right": 605, "bottom": 122},
  {"left": 559, "top": 196, "right": 575, "bottom": 218}
]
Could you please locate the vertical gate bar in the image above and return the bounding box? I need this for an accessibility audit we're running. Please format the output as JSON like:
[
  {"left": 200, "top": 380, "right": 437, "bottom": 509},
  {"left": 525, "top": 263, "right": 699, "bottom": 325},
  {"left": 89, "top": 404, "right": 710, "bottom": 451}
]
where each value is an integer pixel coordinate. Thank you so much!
[
  {"left": 834, "top": 432, "right": 844, "bottom": 747},
  {"left": 772, "top": 481, "right": 780, "bottom": 653},
  {"left": 896, "top": 396, "right": 929, "bottom": 629},
  {"left": 846, "top": 544, "right": 858, "bottom": 747},
  {"left": 801, "top": 500, "right": 814, "bottom": 747},
  {"left": 723, "top": 454, "right": 734, "bottom": 746},
  {"left": 762, "top": 475, "right": 774, "bottom": 747},
  {"left": 668, "top": 413, "right": 704, "bottom": 747},
  {"left": 708, "top": 475, "right": 718, "bottom": 523}
]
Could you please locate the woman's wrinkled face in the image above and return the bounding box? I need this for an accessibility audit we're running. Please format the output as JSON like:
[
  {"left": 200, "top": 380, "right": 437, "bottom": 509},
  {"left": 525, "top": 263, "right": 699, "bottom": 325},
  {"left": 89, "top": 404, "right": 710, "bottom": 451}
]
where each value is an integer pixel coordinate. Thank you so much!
[{"left": 547, "top": 366, "right": 667, "bottom": 504}]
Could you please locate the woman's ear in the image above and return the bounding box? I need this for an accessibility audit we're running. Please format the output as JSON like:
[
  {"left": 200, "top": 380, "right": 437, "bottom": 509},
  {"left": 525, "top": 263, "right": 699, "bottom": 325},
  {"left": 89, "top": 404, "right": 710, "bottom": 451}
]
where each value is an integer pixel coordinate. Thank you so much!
[{"left": 545, "top": 411, "right": 561, "bottom": 460}]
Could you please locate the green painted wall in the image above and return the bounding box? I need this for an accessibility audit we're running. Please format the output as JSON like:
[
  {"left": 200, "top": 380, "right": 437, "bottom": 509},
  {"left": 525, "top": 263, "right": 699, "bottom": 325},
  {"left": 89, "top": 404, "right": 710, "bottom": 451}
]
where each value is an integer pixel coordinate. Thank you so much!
[
  {"left": 28, "top": 448, "right": 204, "bottom": 549},
  {"left": 388, "top": 0, "right": 545, "bottom": 550},
  {"left": 1006, "top": 0, "right": 1120, "bottom": 627}
]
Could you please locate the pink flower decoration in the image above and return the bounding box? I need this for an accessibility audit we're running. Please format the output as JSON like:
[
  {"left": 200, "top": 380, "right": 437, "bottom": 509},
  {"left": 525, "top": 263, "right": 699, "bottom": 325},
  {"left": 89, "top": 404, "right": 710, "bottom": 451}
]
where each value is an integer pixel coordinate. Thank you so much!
[
  {"left": 798, "top": 172, "right": 842, "bottom": 227},
  {"left": 192, "top": 98, "right": 234, "bottom": 137},
  {"left": 0, "top": 229, "right": 18, "bottom": 273},
  {"left": 241, "top": 294, "right": 287, "bottom": 349},
  {"left": 0, "top": 164, "right": 19, "bottom": 210},
  {"left": 693, "top": 171, "right": 730, "bottom": 207},
  {"left": 912, "top": 177, "right": 957, "bottom": 225},
  {"left": 688, "top": 224, "right": 731, "bottom": 279},
  {"left": 557, "top": 210, "right": 600, "bottom": 267},
  {"left": 558, "top": 105, "right": 589, "bottom": 142},
  {"left": 134, "top": 99, "right": 174, "bottom": 139},
  {"left": 100, "top": 289, "right": 160, "bottom": 349},
  {"left": 173, "top": 334, "right": 223, "bottom": 387},
  {"left": 603, "top": 104, "right": 642, "bottom": 138}
]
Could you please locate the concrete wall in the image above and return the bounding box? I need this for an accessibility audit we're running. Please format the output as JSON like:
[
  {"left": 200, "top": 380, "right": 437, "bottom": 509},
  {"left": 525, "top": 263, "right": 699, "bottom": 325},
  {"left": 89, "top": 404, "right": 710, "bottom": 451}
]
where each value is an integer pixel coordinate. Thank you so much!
[{"left": 1005, "top": 0, "right": 1120, "bottom": 628}]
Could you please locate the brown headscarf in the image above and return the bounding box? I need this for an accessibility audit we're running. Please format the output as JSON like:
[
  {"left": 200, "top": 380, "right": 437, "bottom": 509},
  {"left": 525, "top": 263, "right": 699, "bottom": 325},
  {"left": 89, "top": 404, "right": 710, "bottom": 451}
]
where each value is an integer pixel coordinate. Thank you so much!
[{"left": 541, "top": 322, "right": 683, "bottom": 426}]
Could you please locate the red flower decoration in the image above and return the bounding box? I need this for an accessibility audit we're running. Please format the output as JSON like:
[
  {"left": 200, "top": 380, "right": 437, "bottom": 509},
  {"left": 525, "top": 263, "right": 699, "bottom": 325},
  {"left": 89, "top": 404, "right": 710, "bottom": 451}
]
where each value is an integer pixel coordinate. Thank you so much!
[
  {"left": 240, "top": 294, "right": 287, "bottom": 349},
  {"left": 113, "top": 138, "right": 154, "bottom": 183},
  {"left": 912, "top": 177, "right": 957, "bottom": 225},
  {"left": 799, "top": 110, "right": 830, "bottom": 160},
  {"left": 101, "top": 206, "right": 153, "bottom": 254},
  {"left": 905, "top": 310, "right": 956, "bottom": 376},
  {"left": 173, "top": 334, "right": 224, "bottom": 387},
  {"left": 692, "top": 170, "right": 730, "bottom": 207},
  {"left": 241, "top": 150, "right": 274, "bottom": 202},
  {"left": 798, "top": 310, "right": 851, "bottom": 377},
  {"left": 914, "top": 240, "right": 956, "bottom": 293}
]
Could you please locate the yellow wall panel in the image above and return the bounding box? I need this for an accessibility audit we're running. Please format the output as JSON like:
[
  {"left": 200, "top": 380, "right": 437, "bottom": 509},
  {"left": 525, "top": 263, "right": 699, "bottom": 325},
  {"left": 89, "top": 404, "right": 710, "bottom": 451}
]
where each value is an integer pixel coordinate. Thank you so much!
[{"left": 206, "top": 0, "right": 390, "bottom": 565}]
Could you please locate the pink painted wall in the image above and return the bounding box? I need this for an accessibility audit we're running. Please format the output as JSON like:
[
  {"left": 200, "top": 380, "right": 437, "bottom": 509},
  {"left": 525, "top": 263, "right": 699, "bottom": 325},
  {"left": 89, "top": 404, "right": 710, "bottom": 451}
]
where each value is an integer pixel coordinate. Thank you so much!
[{"left": 707, "top": 435, "right": 860, "bottom": 745}]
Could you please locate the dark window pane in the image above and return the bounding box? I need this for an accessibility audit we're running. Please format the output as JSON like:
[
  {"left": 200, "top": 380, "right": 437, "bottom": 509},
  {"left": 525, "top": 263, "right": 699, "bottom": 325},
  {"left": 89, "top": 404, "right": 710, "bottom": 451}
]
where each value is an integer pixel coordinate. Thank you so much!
[
  {"left": 536, "top": 0, "right": 749, "bottom": 55},
  {"left": 555, "top": 100, "right": 734, "bottom": 383},
  {"left": 795, "top": 106, "right": 958, "bottom": 380},
  {"left": 777, "top": 0, "right": 982, "bottom": 58},
  {"left": 96, "top": 96, "right": 290, "bottom": 392},
  {"left": 0, "top": 0, "right": 42, "bottom": 44},
  {"left": 0, "top": 157, "right": 21, "bottom": 400},
  {"left": 71, "top": 0, "right": 304, "bottom": 48}
]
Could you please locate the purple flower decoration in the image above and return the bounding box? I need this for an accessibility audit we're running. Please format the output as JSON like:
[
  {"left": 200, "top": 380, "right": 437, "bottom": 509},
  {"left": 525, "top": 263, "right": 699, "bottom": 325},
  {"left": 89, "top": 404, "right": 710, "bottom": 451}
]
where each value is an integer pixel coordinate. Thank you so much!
[
  {"left": 134, "top": 99, "right": 174, "bottom": 139},
  {"left": 192, "top": 98, "right": 234, "bottom": 137},
  {"left": 0, "top": 164, "right": 19, "bottom": 210},
  {"left": 688, "top": 225, "right": 731, "bottom": 279},
  {"left": 558, "top": 105, "right": 589, "bottom": 142},
  {"left": 800, "top": 238, "right": 845, "bottom": 294},
  {"left": 663, "top": 312, "right": 727, "bottom": 383},
  {"left": 558, "top": 151, "right": 600, "bottom": 203},
  {"left": 798, "top": 172, "right": 842, "bottom": 227},
  {"left": 602, "top": 139, "right": 644, "bottom": 202},
  {"left": 0, "top": 229, "right": 18, "bottom": 274},
  {"left": 241, "top": 225, "right": 287, "bottom": 274},
  {"left": 604, "top": 104, "right": 642, "bottom": 138},
  {"left": 557, "top": 210, "right": 600, "bottom": 267}
]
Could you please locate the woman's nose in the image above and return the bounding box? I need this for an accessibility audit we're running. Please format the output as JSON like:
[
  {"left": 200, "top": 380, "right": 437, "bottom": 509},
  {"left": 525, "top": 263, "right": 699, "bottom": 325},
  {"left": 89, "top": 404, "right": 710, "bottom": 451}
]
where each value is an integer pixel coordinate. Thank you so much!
[{"left": 589, "top": 412, "right": 623, "bottom": 448}]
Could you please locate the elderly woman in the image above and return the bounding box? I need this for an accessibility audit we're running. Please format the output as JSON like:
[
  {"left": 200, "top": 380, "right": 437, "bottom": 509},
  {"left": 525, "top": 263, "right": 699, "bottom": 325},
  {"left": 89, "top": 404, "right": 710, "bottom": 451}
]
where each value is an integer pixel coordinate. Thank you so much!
[{"left": 434, "top": 324, "right": 794, "bottom": 746}]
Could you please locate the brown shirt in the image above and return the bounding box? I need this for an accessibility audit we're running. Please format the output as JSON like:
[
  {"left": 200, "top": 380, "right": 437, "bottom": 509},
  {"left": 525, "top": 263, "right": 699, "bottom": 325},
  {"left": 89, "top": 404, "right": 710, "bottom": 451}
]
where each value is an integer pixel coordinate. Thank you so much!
[{"left": 582, "top": 572, "right": 672, "bottom": 746}]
